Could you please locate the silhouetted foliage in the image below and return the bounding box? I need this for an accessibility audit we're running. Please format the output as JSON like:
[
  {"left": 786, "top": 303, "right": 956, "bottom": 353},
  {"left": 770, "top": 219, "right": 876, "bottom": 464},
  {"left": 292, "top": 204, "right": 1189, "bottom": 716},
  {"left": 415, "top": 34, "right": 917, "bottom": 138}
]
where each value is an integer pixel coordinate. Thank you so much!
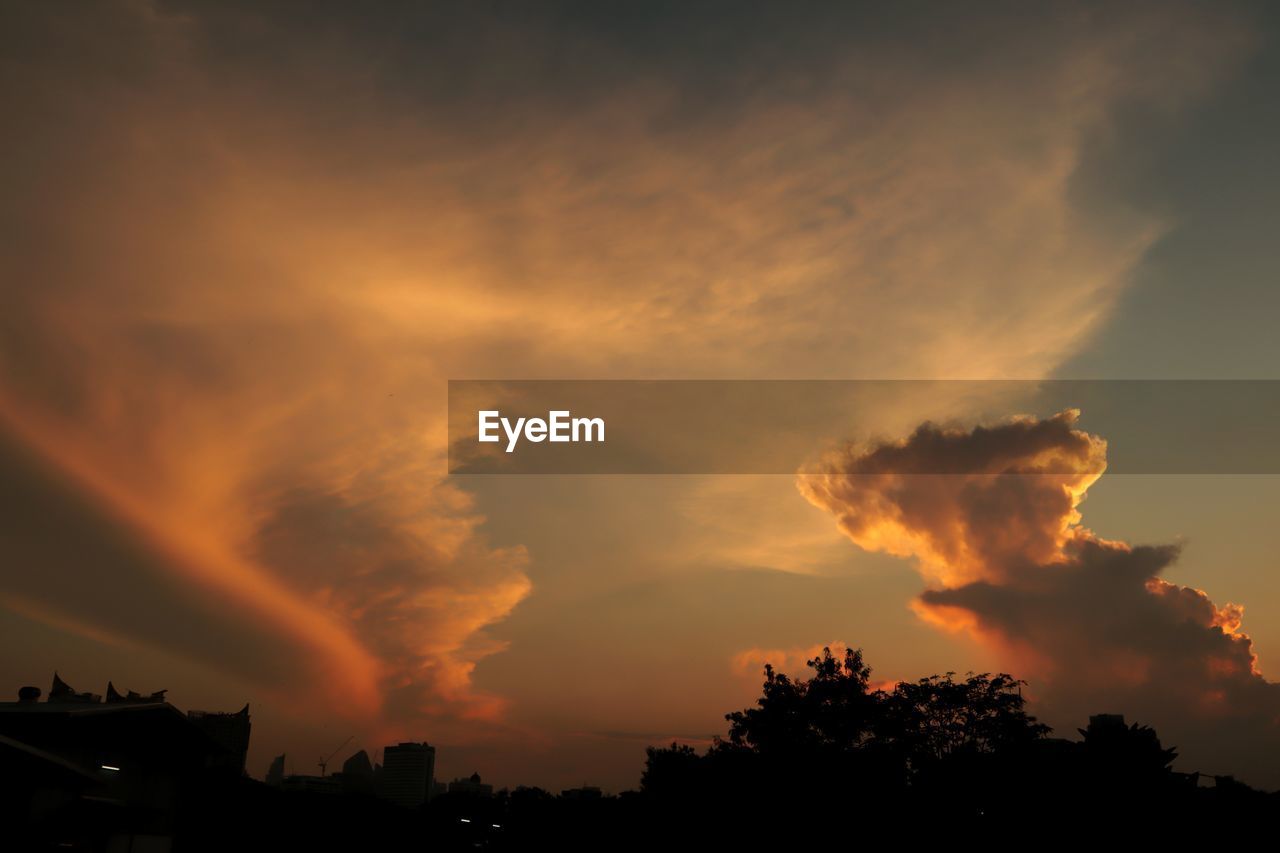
[
  {"left": 7, "top": 648, "right": 1277, "bottom": 850},
  {"left": 637, "top": 647, "right": 1275, "bottom": 841},
  {"left": 882, "top": 670, "right": 1049, "bottom": 763},
  {"left": 1078, "top": 713, "right": 1178, "bottom": 789},
  {"left": 698, "top": 647, "right": 1046, "bottom": 776},
  {"left": 640, "top": 742, "right": 700, "bottom": 800},
  {"left": 721, "top": 647, "right": 879, "bottom": 754}
]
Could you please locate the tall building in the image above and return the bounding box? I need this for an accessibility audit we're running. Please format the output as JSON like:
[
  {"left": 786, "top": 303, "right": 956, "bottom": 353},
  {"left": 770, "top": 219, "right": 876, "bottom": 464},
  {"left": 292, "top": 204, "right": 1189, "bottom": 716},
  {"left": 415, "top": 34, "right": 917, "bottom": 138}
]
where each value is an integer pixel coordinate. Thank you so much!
[
  {"left": 341, "top": 748, "right": 375, "bottom": 795},
  {"left": 266, "top": 753, "right": 286, "bottom": 786},
  {"left": 378, "top": 741, "right": 436, "bottom": 809}
]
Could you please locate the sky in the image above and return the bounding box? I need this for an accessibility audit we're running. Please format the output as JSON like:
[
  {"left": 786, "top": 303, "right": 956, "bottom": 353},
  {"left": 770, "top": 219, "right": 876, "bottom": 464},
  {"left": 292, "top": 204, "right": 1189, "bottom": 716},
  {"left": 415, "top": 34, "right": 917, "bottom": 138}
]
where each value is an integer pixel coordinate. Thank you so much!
[{"left": 2, "top": 0, "right": 1280, "bottom": 791}]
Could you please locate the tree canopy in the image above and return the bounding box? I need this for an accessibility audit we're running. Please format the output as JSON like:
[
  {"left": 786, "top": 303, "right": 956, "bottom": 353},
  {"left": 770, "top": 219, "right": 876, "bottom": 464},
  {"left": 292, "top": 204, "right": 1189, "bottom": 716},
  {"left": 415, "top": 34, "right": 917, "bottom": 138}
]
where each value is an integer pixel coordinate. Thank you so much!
[
  {"left": 640, "top": 645, "right": 1218, "bottom": 829},
  {"left": 711, "top": 646, "right": 1047, "bottom": 769}
]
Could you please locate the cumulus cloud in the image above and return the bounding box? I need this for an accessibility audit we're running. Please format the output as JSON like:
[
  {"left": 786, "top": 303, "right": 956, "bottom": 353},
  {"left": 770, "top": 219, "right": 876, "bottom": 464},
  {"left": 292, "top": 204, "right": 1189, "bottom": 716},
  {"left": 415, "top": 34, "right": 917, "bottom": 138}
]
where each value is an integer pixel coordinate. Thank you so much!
[
  {"left": 798, "top": 410, "right": 1107, "bottom": 586},
  {"left": 801, "top": 410, "right": 1280, "bottom": 785}
]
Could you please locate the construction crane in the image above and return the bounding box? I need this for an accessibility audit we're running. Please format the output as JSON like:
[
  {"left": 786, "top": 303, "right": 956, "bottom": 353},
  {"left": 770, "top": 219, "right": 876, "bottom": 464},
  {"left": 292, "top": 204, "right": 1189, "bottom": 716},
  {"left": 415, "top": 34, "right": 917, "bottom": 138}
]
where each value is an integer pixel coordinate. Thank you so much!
[{"left": 318, "top": 736, "right": 354, "bottom": 777}]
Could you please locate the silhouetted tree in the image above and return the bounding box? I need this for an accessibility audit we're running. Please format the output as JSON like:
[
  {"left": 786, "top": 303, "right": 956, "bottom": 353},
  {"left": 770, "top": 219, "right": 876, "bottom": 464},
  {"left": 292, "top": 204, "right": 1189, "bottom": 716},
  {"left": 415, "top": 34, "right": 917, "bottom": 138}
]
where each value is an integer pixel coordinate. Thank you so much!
[
  {"left": 640, "top": 742, "right": 701, "bottom": 798},
  {"left": 1079, "top": 715, "right": 1178, "bottom": 780},
  {"left": 649, "top": 647, "right": 1280, "bottom": 836},
  {"left": 721, "top": 647, "right": 880, "bottom": 754},
  {"left": 713, "top": 648, "right": 1047, "bottom": 772},
  {"left": 882, "top": 671, "right": 1049, "bottom": 765}
]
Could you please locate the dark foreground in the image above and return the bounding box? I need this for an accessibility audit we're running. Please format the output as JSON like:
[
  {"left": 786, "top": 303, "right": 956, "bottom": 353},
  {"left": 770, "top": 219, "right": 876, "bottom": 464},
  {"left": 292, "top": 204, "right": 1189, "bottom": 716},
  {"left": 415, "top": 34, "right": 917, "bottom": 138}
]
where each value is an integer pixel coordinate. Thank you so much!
[{"left": 6, "top": 648, "right": 1278, "bottom": 850}]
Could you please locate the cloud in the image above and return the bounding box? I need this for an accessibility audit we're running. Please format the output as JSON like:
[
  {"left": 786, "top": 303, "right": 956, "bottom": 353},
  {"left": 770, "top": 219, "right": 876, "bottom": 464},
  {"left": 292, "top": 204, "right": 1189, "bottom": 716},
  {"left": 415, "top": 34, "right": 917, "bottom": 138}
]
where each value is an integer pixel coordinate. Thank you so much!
[
  {"left": 801, "top": 410, "right": 1280, "bottom": 785},
  {"left": 0, "top": 0, "right": 1256, "bottom": 776},
  {"left": 797, "top": 410, "right": 1107, "bottom": 586},
  {"left": 731, "top": 642, "right": 853, "bottom": 678}
]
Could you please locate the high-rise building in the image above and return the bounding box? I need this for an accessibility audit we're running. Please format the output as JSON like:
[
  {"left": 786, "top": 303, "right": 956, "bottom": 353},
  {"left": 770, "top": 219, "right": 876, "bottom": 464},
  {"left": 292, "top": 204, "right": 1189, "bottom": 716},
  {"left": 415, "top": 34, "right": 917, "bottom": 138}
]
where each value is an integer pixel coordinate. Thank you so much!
[
  {"left": 341, "top": 749, "right": 375, "bottom": 795},
  {"left": 266, "top": 753, "right": 286, "bottom": 786},
  {"left": 378, "top": 742, "right": 436, "bottom": 809}
]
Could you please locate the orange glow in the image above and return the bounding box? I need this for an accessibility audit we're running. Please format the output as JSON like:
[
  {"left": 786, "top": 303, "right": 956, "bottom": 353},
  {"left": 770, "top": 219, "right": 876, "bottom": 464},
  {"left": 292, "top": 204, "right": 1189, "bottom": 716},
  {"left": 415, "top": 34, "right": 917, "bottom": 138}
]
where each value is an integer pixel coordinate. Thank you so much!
[
  {"left": 731, "top": 642, "right": 852, "bottom": 678},
  {"left": 0, "top": 394, "right": 386, "bottom": 717}
]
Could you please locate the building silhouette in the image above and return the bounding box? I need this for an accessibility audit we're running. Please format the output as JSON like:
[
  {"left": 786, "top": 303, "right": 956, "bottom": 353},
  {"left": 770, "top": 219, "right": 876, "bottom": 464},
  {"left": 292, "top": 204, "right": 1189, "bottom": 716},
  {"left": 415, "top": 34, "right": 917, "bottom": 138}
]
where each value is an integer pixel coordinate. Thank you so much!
[
  {"left": 448, "top": 772, "right": 493, "bottom": 797},
  {"left": 186, "top": 706, "right": 252, "bottom": 772},
  {"left": 280, "top": 774, "right": 342, "bottom": 795},
  {"left": 341, "top": 748, "right": 376, "bottom": 795},
  {"left": 378, "top": 741, "right": 437, "bottom": 809},
  {"left": 265, "top": 753, "right": 286, "bottom": 786},
  {"left": 0, "top": 673, "right": 253, "bottom": 850},
  {"left": 561, "top": 785, "right": 604, "bottom": 801},
  {"left": 0, "top": 673, "right": 250, "bottom": 776}
]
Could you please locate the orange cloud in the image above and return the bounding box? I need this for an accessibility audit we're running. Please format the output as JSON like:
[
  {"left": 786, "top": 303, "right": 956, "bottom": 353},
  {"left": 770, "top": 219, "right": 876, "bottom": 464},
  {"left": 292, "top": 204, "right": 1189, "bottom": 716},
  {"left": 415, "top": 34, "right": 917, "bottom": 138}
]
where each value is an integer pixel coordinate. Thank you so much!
[
  {"left": 802, "top": 409, "right": 1280, "bottom": 785},
  {"left": 731, "top": 643, "right": 853, "bottom": 678},
  {"left": 799, "top": 410, "right": 1107, "bottom": 586}
]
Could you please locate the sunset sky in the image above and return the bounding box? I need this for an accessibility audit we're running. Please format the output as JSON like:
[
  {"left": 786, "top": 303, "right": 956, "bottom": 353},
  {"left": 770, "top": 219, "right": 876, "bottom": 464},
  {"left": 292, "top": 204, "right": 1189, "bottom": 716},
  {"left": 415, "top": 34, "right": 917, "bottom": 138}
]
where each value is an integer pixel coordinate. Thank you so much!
[{"left": 4, "top": 1, "right": 1280, "bottom": 791}]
